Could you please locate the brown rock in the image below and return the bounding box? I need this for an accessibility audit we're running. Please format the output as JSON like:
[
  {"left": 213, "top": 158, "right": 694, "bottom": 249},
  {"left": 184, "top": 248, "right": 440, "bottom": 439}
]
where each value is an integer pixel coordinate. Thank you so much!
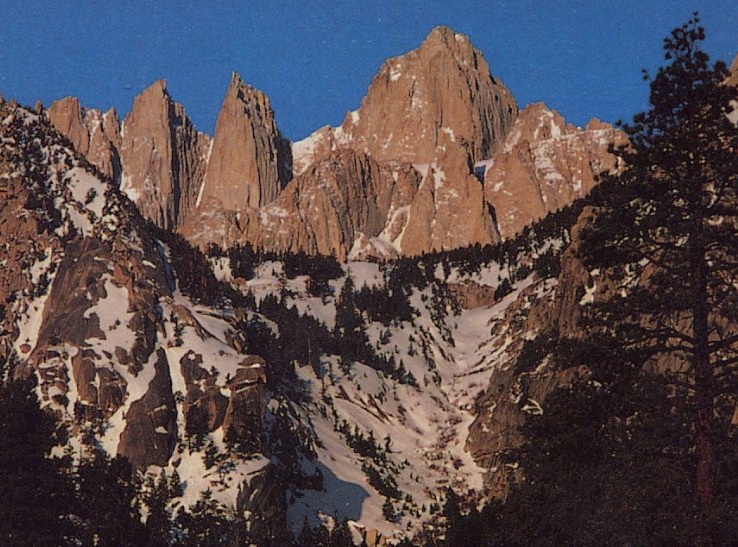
[
  {"left": 118, "top": 349, "right": 177, "bottom": 467},
  {"left": 483, "top": 103, "right": 626, "bottom": 238},
  {"left": 120, "top": 80, "right": 209, "bottom": 230},
  {"left": 195, "top": 73, "right": 291, "bottom": 212},
  {"left": 260, "top": 149, "right": 421, "bottom": 260},
  {"left": 47, "top": 97, "right": 122, "bottom": 181},
  {"left": 221, "top": 360, "right": 267, "bottom": 448},
  {"left": 399, "top": 146, "right": 498, "bottom": 255},
  {"left": 448, "top": 281, "right": 497, "bottom": 309},
  {"left": 337, "top": 26, "right": 518, "bottom": 165},
  {"left": 185, "top": 147, "right": 422, "bottom": 259}
]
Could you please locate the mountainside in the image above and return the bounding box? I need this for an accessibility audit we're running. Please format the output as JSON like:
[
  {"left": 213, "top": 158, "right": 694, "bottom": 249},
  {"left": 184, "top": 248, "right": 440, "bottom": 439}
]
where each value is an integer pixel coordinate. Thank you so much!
[
  {"left": 49, "top": 27, "right": 622, "bottom": 259},
  {"left": 5, "top": 12, "right": 738, "bottom": 544},
  {"left": 484, "top": 103, "right": 628, "bottom": 238},
  {"left": 1, "top": 94, "right": 604, "bottom": 543},
  {"left": 9, "top": 25, "right": 732, "bottom": 546},
  {"left": 1, "top": 98, "right": 276, "bottom": 522}
]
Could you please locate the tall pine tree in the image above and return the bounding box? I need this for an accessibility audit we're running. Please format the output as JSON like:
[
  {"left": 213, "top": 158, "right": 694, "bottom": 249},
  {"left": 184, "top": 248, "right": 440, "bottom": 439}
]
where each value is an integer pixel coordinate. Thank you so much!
[
  {"left": 580, "top": 13, "right": 738, "bottom": 538},
  {"left": 445, "top": 15, "right": 738, "bottom": 545}
]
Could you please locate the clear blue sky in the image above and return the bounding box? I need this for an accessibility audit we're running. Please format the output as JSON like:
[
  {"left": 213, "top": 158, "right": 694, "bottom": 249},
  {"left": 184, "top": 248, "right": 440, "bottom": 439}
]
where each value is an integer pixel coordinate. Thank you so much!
[{"left": 1, "top": 1, "right": 736, "bottom": 141}]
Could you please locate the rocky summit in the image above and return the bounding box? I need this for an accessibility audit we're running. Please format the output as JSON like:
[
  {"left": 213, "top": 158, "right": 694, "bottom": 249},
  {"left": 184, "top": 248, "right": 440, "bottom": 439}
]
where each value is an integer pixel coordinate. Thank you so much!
[{"left": 5, "top": 25, "right": 726, "bottom": 547}]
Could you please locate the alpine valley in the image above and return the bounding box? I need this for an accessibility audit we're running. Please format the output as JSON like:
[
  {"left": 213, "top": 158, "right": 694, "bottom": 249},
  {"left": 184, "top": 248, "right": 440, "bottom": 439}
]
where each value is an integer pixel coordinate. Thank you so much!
[{"left": 2, "top": 23, "right": 737, "bottom": 546}]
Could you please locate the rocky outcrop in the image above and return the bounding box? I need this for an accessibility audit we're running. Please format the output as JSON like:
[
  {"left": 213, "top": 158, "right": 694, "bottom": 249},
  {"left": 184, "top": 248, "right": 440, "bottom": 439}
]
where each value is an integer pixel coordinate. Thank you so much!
[
  {"left": 195, "top": 73, "right": 291, "bottom": 213},
  {"left": 232, "top": 141, "right": 497, "bottom": 259},
  {"left": 483, "top": 103, "right": 626, "bottom": 238},
  {"left": 448, "top": 281, "right": 497, "bottom": 310},
  {"left": 120, "top": 80, "right": 210, "bottom": 230},
  {"left": 283, "top": 29, "right": 624, "bottom": 257},
  {"left": 47, "top": 97, "right": 122, "bottom": 181},
  {"left": 183, "top": 148, "right": 422, "bottom": 260},
  {"left": 222, "top": 357, "right": 267, "bottom": 449},
  {"left": 48, "top": 84, "right": 210, "bottom": 231},
  {"left": 336, "top": 26, "right": 518, "bottom": 165},
  {"left": 399, "top": 145, "right": 499, "bottom": 255},
  {"left": 118, "top": 349, "right": 177, "bottom": 467}
]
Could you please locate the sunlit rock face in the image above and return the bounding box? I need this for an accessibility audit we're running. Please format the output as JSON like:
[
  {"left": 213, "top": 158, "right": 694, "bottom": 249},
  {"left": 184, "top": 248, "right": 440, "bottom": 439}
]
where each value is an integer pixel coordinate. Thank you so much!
[
  {"left": 119, "top": 80, "right": 210, "bottom": 230},
  {"left": 47, "top": 96, "right": 122, "bottom": 182},
  {"left": 48, "top": 26, "right": 625, "bottom": 260},
  {"left": 483, "top": 103, "right": 627, "bottom": 238},
  {"left": 336, "top": 26, "right": 518, "bottom": 165}
]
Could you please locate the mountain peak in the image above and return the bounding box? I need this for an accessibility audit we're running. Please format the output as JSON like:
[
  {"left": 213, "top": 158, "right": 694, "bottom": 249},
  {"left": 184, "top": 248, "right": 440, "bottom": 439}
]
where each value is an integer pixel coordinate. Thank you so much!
[
  {"left": 140, "top": 78, "right": 169, "bottom": 100},
  {"left": 226, "top": 72, "right": 272, "bottom": 113},
  {"left": 415, "top": 26, "right": 479, "bottom": 66},
  {"left": 120, "top": 80, "right": 208, "bottom": 230},
  {"left": 337, "top": 25, "right": 517, "bottom": 165},
  {"left": 229, "top": 71, "right": 243, "bottom": 86},
  {"left": 422, "top": 25, "right": 468, "bottom": 48},
  {"left": 181, "top": 72, "right": 291, "bottom": 245}
]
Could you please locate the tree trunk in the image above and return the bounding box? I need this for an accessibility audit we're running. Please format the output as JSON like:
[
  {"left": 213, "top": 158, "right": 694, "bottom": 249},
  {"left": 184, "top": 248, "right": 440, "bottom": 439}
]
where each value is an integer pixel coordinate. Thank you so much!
[{"left": 692, "top": 231, "right": 714, "bottom": 544}]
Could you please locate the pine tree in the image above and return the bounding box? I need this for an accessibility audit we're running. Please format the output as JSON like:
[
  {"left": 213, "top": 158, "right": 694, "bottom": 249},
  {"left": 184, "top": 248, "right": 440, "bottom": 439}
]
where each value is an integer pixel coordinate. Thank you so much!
[
  {"left": 577, "top": 13, "right": 738, "bottom": 541},
  {"left": 296, "top": 517, "right": 315, "bottom": 547},
  {"left": 0, "top": 353, "right": 74, "bottom": 544},
  {"left": 446, "top": 15, "right": 738, "bottom": 545},
  {"left": 73, "top": 448, "right": 147, "bottom": 545},
  {"left": 174, "top": 488, "right": 233, "bottom": 546},
  {"left": 334, "top": 273, "right": 370, "bottom": 363}
]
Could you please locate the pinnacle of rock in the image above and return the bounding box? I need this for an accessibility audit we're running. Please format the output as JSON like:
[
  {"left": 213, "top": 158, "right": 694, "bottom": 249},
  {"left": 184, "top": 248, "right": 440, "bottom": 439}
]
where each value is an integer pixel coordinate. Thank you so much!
[
  {"left": 47, "top": 96, "right": 121, "bottom": 181},
  {"left": 119, "top": 80, "right": 209, "bottom": 230},
  {"left": 336, "top": 27, "right": 518, "bottom": 165},
  {"left": 195, "top": 72, "right": 291, "bottom": 213}
]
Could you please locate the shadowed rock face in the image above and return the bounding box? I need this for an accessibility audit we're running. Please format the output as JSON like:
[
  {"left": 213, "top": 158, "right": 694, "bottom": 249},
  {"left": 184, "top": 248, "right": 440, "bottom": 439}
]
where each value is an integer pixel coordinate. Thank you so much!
[
  {"left": 118, "top": 349, "right": 177, "bottom": 466},
  {"left": 464, "top": 208, "right": 596, "bottom": 495}
]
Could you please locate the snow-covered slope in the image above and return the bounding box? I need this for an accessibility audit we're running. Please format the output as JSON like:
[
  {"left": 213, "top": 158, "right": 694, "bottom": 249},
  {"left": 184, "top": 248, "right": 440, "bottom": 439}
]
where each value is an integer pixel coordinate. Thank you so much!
[{"left": 0, "top": 98, "right": 587, "bottom": 543}]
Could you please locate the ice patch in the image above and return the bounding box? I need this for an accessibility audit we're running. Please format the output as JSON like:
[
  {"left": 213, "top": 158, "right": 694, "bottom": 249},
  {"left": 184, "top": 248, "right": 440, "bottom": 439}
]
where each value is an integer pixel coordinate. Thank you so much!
[{"left": 389, "top": 63, "right": 402, "bottom": 82}]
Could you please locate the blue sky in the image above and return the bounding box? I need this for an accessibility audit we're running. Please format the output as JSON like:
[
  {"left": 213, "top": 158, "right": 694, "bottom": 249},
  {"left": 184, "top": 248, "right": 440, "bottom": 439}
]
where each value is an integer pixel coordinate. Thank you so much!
[{"left": 1, "top": 1, "right": 737, "bottom": 140}]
